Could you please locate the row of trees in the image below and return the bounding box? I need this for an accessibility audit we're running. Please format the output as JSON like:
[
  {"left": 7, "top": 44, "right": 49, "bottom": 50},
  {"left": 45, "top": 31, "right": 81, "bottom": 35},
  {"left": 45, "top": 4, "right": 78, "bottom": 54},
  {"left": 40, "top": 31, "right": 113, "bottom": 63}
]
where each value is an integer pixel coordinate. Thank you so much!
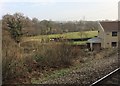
[
  {"left": 2, "top": 13, "right": 100, "bottom": 43},
  {"left": 27, "top": 18, "right": 99, "bottom": 35}
]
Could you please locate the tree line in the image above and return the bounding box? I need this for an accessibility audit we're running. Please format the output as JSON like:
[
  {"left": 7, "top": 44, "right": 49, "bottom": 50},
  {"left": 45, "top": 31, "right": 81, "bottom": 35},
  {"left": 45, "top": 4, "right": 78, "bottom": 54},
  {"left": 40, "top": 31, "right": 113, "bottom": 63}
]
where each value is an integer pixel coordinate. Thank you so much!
[{"left": 2, "top": 13, "right": 100, "bottom": 43}]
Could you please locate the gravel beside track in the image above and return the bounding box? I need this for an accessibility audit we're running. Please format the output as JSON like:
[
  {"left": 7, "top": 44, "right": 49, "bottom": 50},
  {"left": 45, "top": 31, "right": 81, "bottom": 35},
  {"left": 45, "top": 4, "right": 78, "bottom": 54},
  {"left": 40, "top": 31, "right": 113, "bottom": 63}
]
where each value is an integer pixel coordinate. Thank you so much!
[{"left": 41, "top": 53, "right": 118, "bottom": 85}]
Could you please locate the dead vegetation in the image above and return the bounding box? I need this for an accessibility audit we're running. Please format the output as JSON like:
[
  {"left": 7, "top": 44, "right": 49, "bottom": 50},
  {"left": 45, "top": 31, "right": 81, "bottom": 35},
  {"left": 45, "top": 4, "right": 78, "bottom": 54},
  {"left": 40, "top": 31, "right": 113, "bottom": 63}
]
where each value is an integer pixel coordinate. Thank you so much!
[
  {"left": 2, "top": 30, "right": 31, "bottom": 84},
  {"left": 21, "top": 41, "right": 87, "bottom": 70},
  {"left": 3, "top": 30, "right": 88, "bottom": 84}
]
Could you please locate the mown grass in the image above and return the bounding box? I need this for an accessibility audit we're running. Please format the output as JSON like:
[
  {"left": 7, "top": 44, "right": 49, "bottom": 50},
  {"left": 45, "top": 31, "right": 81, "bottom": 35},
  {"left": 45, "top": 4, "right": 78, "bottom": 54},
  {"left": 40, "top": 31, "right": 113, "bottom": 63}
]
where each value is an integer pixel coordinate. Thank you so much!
[{"left": 23, "top": 31, "right": 98, "bottom": 42}]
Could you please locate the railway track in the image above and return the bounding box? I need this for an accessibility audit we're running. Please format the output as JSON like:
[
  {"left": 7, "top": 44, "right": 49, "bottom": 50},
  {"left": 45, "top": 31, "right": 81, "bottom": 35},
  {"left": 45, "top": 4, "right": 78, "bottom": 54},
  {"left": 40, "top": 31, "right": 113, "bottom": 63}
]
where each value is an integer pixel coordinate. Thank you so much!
[{"left": 90, "top": 67, "right": 120, "bottom": 86}]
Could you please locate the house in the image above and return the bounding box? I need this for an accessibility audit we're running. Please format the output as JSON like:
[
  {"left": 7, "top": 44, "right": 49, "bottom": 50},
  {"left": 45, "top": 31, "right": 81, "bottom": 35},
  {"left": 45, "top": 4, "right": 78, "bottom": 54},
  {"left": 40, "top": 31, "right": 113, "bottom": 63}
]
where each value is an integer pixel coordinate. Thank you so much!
[
  {"left": 99, "top": 21, "right": 118, "bottom": 48},
  {"left": 88, "top": 21, "right": 118, "bottom": 50}
]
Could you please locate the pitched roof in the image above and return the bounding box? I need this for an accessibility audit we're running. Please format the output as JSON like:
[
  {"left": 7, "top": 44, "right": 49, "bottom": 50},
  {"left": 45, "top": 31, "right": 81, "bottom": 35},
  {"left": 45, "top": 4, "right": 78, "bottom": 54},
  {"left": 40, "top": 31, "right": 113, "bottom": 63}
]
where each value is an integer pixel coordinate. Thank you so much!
[{"left": 100, "top": 21, "right": 118, "bottom": 32}]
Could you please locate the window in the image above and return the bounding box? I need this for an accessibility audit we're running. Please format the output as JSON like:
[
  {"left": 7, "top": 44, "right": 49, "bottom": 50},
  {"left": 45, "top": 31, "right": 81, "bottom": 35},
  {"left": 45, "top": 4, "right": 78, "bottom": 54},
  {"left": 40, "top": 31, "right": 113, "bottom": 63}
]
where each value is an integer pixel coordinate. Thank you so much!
[
  {"left": 111, "top": 42, "right": 117, "bottom": 47},
  {"left": 112, "top": 32, "right": 117, "bottom": 36}
]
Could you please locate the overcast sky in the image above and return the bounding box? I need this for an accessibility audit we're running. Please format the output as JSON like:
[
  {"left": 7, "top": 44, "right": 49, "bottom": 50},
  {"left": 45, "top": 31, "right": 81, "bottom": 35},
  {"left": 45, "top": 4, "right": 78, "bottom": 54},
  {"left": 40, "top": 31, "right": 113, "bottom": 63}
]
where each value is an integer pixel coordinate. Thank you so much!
[{"left": 0, "top": 0, "right": 119, "bottom": 21}]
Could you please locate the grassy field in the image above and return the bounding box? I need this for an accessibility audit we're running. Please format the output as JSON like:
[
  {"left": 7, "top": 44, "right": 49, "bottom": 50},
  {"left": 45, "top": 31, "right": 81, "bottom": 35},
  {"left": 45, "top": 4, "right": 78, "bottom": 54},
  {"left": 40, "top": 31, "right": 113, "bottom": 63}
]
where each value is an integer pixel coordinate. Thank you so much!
[
  {"left": 23, "top": 31, "right": 98, "bottom": 43},
  {"left": 70, "top": 41, "right": 88, "bottom": 45}
]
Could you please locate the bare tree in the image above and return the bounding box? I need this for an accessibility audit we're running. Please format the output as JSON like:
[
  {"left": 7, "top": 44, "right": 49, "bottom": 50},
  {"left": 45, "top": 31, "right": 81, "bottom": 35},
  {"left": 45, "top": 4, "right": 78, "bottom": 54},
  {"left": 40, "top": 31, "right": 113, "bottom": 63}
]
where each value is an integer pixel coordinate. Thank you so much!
[{"left": 2, "top": 13, "right": 26, "bottom": 44}]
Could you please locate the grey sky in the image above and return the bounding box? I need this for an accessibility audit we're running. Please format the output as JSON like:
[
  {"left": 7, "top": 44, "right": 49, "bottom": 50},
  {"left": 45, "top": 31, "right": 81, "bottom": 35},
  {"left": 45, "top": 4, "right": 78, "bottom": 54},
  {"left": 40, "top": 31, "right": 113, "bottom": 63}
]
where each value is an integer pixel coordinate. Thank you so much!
[{"left": 0, "top": 0, "right": 119, "bottom": 21}]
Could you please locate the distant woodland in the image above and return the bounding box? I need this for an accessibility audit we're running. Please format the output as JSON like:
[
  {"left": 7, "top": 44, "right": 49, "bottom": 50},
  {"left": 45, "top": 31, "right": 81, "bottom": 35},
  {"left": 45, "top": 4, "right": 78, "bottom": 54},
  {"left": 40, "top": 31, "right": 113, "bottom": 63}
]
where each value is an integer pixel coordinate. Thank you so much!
[{"left": 2, "top": 13, "right": 99, "bottom": 36}]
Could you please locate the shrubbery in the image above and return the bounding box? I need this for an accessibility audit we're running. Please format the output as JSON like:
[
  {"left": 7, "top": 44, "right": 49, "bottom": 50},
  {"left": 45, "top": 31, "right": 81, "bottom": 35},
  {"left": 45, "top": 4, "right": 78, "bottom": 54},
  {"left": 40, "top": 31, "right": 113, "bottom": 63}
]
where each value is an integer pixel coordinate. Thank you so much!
[
  {"left": 34, "top": 42, "right": 74, "bottom": 68},
  {"left": 22, "top": 41, "right": 78, "bottom": 71},
  {"left": 2, "top": 30, "right": 30, "bottom": 84},
  {"left": 3, "top": 31, "right": 84, "bottom": 84}
]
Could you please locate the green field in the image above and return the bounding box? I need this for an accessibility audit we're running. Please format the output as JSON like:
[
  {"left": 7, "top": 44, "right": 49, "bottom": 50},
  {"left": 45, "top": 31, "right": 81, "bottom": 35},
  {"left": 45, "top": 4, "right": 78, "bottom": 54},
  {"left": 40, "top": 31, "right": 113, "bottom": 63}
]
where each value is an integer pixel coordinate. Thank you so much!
[
  {"left": 23, "top": 31, "right": 98, "bottom": 43},
  {"left": 22, "top": 31, "right": 98, "bottom": 45}
]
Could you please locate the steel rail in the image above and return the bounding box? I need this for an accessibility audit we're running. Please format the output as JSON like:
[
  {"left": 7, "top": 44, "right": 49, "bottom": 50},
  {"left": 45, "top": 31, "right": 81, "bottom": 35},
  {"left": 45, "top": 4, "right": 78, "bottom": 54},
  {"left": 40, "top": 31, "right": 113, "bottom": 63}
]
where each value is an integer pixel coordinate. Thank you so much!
[{"left": 90, "top": 67, "right": 120, "bottom": 86}]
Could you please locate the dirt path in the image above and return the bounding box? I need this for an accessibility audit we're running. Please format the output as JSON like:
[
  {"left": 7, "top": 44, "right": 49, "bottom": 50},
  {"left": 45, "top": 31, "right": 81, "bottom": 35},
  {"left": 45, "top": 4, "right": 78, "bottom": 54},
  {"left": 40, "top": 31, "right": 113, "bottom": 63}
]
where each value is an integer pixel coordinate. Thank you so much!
[{"left": 40, "top": 53, "right": 118, "bottom": 85}]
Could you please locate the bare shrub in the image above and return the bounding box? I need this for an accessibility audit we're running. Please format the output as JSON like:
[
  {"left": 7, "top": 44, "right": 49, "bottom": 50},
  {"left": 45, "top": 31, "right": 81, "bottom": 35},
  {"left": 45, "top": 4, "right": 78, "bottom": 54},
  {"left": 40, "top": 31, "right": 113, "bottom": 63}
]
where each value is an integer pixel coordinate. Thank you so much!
[
  {"left": 2, "top": 30, "right": 30, "bottom": 84},
  {"left": 21, "top": 40, "right": 87, "bottom": 71},
  {"left": 29, "top": 42, "right": 77, "bottom": 69}
]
